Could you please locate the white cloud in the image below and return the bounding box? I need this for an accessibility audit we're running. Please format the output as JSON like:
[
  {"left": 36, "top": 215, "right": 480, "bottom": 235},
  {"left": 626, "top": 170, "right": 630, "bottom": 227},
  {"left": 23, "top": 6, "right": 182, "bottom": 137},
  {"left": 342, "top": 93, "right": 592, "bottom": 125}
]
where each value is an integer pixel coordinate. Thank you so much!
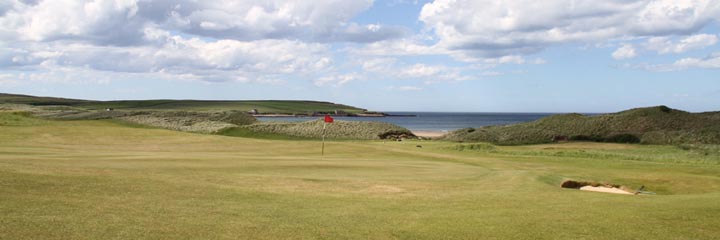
[
  {"left": 419, "top": 0, "right": 720, "bottom": 58},
  {"left": 0, "top": 0, "right": 413, "bottom": 86},
  {"left": 484, "top": 55, "right": 526, "bottom": 64},
  {"left": 3, "top": 0, "right": 144, "bottom": 45},
  {"left": 612, "top": 44, "right": 638, "bottom": 59},
  {"left": 672, "top": 52, "right": 720, "bottom": 69},
  {"left": 313, "top": 73, "right": 361, "bottom": 87},
  {"left": 360, "top": 57, "right": 397, "bottom": 72},
  {"left": 0, "top": 0, "right": 405, "bottom": 44},
  {"left": 631, "top": 52, "right": 720, "bottom": 71},
  {"left": 399, "top": 64, "right": 445, "bottom": 78},
  {"left": 352, "top": 56, "right": 476, "bottom": 84},
  {"left": 350, "top": 38, "right": 443, "bottom": 56},
  {"left": 0, "top": 28, "right": 334, "bottom": 83},
  {"left": 646, "top": 34, "right": 718, "bottom": 54}
]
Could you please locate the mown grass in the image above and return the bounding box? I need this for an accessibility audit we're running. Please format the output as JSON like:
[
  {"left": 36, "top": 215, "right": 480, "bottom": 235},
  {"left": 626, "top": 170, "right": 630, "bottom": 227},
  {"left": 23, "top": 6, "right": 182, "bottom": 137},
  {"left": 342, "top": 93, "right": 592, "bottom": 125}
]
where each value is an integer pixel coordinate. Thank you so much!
[{"left": 2, "top": 112, "right": 720, "bottom": 239}]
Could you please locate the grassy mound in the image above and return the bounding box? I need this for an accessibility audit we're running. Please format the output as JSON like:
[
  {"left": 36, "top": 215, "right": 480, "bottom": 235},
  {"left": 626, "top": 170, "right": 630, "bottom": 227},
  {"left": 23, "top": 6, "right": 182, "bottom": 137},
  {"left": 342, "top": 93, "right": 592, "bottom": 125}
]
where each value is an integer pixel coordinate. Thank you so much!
[
  {"left": 442, "top": 106, "right": 720, "bottom": 145},
  {"left": 223, "top": 119, "right": 415, "bottom": 140}
]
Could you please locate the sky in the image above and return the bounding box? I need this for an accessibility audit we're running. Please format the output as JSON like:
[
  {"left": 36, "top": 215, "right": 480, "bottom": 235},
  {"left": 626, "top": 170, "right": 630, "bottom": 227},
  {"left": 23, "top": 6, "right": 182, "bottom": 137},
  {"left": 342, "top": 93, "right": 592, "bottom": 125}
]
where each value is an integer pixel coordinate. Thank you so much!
[{"left": 1, "top": 0, "right": 719, "bottom": 113}]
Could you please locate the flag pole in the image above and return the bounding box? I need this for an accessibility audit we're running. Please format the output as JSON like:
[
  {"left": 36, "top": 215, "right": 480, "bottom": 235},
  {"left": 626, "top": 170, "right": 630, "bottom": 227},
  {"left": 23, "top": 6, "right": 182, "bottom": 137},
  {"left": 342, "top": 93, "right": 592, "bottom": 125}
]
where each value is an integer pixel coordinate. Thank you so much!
[{"left": 321, "top": 121, "right": 326, "bottom": 156}]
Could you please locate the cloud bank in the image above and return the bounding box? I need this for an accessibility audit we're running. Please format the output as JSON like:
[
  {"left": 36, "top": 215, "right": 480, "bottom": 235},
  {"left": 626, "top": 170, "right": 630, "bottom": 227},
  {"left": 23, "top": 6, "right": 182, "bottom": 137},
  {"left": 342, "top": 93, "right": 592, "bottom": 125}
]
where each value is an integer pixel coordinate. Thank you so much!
[
  {"left": 1, "top": 0, "right": 719, "bottom": 88},
  {"left": 419, "top": 0, "right": 720, "bottom": 58}
]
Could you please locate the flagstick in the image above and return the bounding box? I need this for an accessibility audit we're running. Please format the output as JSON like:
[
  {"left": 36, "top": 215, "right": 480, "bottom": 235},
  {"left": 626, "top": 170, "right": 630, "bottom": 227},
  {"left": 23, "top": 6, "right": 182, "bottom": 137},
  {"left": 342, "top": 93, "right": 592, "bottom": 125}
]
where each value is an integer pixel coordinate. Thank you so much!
[{"left": 321, "top": 121, "right": 326, "bottom": 156}]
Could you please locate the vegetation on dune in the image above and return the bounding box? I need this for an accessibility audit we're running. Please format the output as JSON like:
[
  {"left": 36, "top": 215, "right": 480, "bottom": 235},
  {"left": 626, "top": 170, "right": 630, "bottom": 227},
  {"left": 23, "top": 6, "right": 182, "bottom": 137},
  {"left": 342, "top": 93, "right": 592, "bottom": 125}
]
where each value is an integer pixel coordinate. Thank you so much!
[
  {"left": 442, "top": 106, "right": 720, "bottom": 145},
  {"left": 0, "top": 93, "right": 366, "bottom": 114},
  {"left": 225, "top": 119, "right": 416, "bottom": 140},
  {"left": 1, "top": 103, "right": 257, "bottom": 134},
  {"left": 118, "top": 111, "right": 255, "bottom": 133}
]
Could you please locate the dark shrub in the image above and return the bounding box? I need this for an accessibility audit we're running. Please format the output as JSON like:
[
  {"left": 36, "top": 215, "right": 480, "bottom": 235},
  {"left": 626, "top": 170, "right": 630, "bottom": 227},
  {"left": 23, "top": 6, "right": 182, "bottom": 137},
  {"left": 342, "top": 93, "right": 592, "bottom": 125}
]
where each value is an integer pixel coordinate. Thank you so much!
[
  {"left": 378, "top": 130, "right": 414, "bottom": 140},
  {"left": 552, "top": 135, "right": 568, "bottom": 142},
  {"left": 459, "top": 127, "right": 475, "bottom": 133},
  {"left": 569, "top": 135, "right": 605, "bottom": 142},
  {"left": 659, "top": 105, "right": 671, "bottom": 113},
  {"left": 605, "top": 134, "right": 641, "bottom": 143}
]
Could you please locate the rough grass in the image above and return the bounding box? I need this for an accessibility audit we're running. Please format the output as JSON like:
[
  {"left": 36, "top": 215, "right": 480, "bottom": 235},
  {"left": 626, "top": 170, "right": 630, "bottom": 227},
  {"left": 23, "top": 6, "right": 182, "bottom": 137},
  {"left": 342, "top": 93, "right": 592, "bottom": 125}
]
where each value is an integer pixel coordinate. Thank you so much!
[
  {"left": 442, "top": 106, "right": 720, "bottom": 145},
  {"left": 237, "top": 119, "right": 416, "bottom": 140},
  {"left": 2, "top": 112, "right": 720, "bottom": 239}
]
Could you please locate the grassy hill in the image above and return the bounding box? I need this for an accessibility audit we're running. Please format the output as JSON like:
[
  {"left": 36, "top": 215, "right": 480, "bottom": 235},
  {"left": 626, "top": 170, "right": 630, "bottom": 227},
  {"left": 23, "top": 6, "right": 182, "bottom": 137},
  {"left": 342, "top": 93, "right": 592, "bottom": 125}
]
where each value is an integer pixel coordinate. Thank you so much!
[
  {"left": 442, "top": 106, "right": 720, "bottom": 145},
  {"left": 0, "top": 93, "right": 367, "bottom": 114}
]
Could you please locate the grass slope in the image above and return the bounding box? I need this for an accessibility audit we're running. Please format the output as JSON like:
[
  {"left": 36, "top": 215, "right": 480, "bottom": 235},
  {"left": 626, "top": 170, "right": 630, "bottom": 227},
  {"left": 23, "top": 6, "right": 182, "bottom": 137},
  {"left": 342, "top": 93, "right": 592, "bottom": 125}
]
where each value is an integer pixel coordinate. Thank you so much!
[
  {"left": 0, "top": 93, "right": 366, "bottom": 114},
  {"left": 2, "top": 112, "right": 720, "bottom": 239},
  {"left": 443, "top": 106, "right": 720, "bottom": 145}
]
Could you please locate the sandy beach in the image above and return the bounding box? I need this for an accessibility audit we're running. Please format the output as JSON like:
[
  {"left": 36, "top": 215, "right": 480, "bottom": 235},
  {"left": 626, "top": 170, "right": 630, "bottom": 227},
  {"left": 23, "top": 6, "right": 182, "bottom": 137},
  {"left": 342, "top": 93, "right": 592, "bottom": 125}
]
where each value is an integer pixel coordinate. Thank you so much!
[{"left": 412, "top": 130, "right": 447, "bottom": 138}]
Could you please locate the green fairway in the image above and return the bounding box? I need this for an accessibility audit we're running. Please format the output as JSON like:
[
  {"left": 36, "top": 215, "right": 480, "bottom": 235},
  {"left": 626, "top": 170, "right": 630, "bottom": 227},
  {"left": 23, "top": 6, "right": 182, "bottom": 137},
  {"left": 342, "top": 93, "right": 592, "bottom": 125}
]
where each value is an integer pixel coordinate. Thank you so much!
[{"left": 2, "top": 112, "right": 720, "bottom": 239}]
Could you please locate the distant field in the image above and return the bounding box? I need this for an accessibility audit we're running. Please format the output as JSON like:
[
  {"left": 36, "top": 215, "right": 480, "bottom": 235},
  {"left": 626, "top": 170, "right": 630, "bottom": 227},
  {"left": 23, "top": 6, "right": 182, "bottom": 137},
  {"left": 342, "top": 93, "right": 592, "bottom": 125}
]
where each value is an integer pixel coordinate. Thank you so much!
[
  {"left": 0, "top": 93, "right": 366, "bottom": 114},
  {"left": 2, "top": 111, "right": 720, "bottom": 239}
]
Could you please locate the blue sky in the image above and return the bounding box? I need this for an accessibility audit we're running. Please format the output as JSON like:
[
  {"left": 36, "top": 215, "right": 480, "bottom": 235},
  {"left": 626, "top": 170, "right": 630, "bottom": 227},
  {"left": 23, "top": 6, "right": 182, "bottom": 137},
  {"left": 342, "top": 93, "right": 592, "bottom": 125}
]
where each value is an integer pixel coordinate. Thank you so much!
[{"left": 1, "top": 0, "right": 719, "bottom": 112}]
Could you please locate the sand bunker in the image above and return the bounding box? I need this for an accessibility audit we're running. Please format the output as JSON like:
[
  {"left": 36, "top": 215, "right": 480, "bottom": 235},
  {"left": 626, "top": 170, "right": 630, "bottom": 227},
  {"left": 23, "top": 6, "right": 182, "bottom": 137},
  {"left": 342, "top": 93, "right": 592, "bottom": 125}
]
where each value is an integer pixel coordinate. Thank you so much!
[
  {"left": 561, "top": 180, "right": 635, "bottom": 195},
  {"left": 579, "top": 185, "right": 633, "bottom": 195}
]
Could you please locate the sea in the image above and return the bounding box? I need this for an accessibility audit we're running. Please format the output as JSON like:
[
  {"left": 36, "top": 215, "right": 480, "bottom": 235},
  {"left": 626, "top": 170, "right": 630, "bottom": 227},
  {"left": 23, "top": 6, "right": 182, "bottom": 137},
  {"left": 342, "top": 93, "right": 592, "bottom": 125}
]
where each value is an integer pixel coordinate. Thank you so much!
[{"left": 256, "top": 112, "right": 561, "bottom": 132}]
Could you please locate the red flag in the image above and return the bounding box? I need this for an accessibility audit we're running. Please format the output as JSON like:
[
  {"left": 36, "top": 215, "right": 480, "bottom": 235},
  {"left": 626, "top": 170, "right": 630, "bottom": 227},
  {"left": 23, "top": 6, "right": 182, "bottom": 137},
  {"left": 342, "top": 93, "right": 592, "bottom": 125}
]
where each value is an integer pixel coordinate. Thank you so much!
[{"left": 324, "top": 115, "right": 334, "bottom": 123}]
